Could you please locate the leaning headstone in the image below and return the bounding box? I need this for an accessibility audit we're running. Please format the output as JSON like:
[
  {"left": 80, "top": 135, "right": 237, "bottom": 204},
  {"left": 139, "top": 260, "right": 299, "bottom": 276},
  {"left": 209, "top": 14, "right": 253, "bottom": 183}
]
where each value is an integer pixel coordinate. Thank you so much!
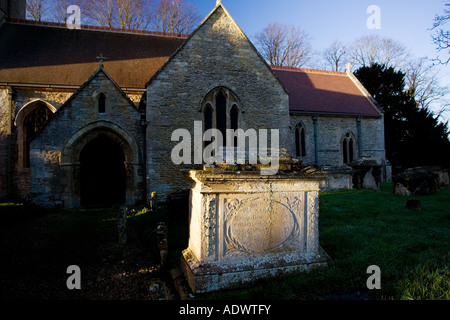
[{"left": 117, "top": 205, "right": 128, "bottom": 245}]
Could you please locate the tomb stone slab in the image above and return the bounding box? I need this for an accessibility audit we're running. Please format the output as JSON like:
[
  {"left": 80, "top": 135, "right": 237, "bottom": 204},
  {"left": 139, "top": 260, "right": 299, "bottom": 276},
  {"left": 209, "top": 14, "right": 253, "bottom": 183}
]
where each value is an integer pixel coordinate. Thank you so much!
[{"left": 181, "top": 170, "right": 329, "bottom": 293}]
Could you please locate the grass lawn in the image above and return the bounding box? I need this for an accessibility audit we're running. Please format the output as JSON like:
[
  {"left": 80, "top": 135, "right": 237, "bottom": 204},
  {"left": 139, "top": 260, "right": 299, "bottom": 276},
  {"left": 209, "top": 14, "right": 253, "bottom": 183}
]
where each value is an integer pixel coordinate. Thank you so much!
[{"left": 1, "top": 183, "right": 449, "bottom": 300}]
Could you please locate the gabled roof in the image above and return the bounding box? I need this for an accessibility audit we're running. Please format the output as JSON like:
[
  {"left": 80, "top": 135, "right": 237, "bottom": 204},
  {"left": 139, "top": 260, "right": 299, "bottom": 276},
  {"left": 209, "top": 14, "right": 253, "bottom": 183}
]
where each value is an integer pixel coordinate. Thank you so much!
[
  {"left": 272, "top": 66, "right": 383, "bottom": 117},
  {"left": 29, "top": 64, "right": 138, "bottom": 142},
  {"left": 0, "top": 20, "right": 186, "bottom": 89},
  {"left": 58, "top": 64, "right": 137, "bottom": 114},
  {"left": 145, "top": 2, "right": 288, "bottom": 94}
]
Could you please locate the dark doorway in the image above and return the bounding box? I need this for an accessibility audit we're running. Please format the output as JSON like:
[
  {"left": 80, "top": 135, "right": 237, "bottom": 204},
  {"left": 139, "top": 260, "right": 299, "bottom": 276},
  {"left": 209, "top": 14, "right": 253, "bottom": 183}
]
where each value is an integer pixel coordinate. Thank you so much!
[{"left": 80, "top": 136, "right": 126, "bottom": 207}]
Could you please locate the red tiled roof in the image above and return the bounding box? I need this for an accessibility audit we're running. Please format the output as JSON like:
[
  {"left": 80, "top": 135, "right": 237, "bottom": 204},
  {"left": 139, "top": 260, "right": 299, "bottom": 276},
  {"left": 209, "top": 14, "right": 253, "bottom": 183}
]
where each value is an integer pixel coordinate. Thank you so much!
[
  {"left": 0, "top": 20, "right": 382, "bottom": 117},
  {"left": 0, "top": 20, "right": 186, "bottom": 89},
  {"left": 272, "top": 66, "right": 382, "bottom": 116}
]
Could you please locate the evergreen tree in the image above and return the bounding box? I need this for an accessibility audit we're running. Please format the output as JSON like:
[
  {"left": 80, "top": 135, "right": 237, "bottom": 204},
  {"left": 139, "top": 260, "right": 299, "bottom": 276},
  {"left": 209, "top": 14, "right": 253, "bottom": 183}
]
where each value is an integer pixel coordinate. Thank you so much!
[{"left": 354, "top": 63, "right": 450, "bottom": 172}]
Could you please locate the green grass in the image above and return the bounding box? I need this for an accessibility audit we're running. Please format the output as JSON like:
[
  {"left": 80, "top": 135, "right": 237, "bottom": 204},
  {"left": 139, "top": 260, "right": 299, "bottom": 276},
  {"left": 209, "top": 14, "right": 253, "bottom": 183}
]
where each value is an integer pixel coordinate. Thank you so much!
[
  {"left": 203, "top": 183, "right": 450, "bottom": 300},
  {"left": 320, "top": 183, "right": 450, "bottom": 300}
]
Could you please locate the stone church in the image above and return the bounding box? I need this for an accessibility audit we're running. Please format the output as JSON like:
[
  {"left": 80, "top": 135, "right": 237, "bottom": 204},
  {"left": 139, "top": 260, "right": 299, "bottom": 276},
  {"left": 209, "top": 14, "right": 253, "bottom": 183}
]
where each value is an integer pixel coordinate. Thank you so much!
[{"left": 0, "top": 1, "right": 387, "bottom": 208}]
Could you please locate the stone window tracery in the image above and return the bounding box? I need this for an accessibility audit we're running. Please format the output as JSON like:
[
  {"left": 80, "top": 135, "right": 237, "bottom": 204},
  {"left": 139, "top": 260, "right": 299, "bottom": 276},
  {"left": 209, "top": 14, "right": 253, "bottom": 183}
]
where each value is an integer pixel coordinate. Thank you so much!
[
  {"left": 201, "top": 87, "right": 240, "bottom": 147},
  {"left": 343, "top": 131, "right": 355, "bottom": 164}
]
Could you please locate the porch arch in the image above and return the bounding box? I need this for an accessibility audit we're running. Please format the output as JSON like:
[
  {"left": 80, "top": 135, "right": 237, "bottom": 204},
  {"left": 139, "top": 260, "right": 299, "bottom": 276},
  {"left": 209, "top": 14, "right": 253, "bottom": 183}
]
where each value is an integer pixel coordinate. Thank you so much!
[{"left": 60, "top": 121, "right": 142, "bottom": 208}]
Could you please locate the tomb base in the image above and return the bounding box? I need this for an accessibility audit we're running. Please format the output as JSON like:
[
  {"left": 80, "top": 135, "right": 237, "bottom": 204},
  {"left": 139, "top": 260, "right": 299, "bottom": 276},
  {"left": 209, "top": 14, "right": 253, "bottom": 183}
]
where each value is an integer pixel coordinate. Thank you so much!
[{"left": 181, "top": 246, "right": 329, "bottom": 293}]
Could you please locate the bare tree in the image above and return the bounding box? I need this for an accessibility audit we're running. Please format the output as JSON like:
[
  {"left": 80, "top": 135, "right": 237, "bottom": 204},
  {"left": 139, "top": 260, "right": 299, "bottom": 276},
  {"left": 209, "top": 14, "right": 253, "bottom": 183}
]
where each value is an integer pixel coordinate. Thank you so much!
[
  {"left": 152, "top": 0, "right": 201, "bottom": 34},
  {"left": 406, "top": 58, "right": 450, "bottom": 116},
  {"left": 83, "top": 0, "right": 115, "bottom": 27},
  {"left": 431, "top": 2, "right": 450, "bottom": 64},
  {"left": 322, "top": 40, "right": 349, "bottom": 72},
  {"left": 349, "top": 34, "right": 409, "bottom": 69},
  {"left": 116, "top": 0, "right": 152, "bottom": 30},
  {"left": 256, "top": 22, "right": 312, "bottom": 68},
  {"left": 26, "top": 0, "right": 49, "bottom": 21}
]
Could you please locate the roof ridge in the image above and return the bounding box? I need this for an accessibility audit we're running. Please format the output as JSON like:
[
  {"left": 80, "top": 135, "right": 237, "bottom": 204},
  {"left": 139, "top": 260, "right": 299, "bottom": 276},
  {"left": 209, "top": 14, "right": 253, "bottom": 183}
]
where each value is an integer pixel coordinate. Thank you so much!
[
  {"left": 271, "top": 65, "right": 347, "bottom": 76},
  {"left": 5, "top": 18, "right": 189, "bottom": 39}
]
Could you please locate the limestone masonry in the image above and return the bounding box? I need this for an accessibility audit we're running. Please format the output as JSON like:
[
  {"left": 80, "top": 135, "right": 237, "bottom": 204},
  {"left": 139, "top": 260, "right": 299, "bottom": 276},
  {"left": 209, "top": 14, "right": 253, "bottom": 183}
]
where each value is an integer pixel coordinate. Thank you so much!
[{"left": 0, "top": 2, "right": 387, "bottom": 207}]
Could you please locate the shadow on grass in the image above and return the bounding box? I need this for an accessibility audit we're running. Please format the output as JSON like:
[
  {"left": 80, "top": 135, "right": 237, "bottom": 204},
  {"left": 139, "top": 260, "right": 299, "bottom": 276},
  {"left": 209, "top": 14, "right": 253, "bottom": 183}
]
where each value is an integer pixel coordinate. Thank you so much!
[{"left": 0, "top": 204, "right": 166, "bottom": 300}]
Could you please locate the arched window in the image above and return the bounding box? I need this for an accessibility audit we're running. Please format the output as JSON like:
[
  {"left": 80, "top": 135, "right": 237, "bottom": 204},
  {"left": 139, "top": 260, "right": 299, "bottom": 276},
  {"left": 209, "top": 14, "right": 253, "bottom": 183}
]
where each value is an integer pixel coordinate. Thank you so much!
[
  {"left": 98, "top": 93, "right": 106, "bottom": 113},
  {"left": 295, "top": 123, "right": 306, "bottom": 157},
  {"left": 23, "top": 102, "right": 52, "bottom": 167},
  {"left": 201, "top": 87, "right": 240, "bottom": 148},
  {"left": 343, "top": 132, "right": 355, "bottom": 164}
]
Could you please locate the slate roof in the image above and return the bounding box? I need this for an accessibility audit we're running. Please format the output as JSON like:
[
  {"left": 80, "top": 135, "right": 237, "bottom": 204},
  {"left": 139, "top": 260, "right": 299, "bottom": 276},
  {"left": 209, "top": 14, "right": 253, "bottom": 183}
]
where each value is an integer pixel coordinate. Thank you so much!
[
  {"left": 0, "top": 20, "right": 186, "bottom": 89},
  {"left": 0, "top": 20, "right": 382, "bottom": 116},
  {"left": 272, "top": 66, "right": 383, "bottom": 117}
]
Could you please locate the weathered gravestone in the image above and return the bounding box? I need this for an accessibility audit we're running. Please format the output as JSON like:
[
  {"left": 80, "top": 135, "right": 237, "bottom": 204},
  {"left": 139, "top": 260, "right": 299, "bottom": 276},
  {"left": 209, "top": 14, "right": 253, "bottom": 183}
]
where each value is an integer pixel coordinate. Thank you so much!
[
  {"left": 180, "top": 149, "right": 330, "bottom": 293},
  {"left": 393, "top": 168, "right": 439, "bottom": 196},
  {"left": 351, "top": 159, "right": 383, "bottom": 190}
]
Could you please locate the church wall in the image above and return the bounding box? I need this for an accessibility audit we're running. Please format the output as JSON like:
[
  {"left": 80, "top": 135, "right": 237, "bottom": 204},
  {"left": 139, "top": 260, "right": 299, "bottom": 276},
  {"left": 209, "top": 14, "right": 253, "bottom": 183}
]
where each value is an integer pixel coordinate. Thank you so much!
[
  {"left": 0, "top": 80, "right": 144, "bottom": 200},
  {"left": 360, "top": 116, "right": 386, "bottom": 162},
  {"left": 289, "top": 114, "right": 386, "bottom": 167},
  {"left": 317, "top": 116, "right": 359, "bottom": 166},
  {"left": 146, "top": 6, "right": 290, "bottom": 200},
  {"left": 29, "top": 71, "right": 145, "bottom": 208}
]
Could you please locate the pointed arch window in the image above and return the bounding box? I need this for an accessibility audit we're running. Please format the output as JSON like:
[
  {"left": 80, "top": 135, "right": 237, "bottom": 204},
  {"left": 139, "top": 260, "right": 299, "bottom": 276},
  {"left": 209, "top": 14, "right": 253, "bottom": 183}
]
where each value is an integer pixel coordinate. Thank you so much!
[
  {"left": 23, "top": 102, "right": 52, "bottom": 167},
  {"left": 98, "top": 93, "right": 106, "bottom": 113},
  {"left": 295, "top": 122, "right": 306, "bottom": 157},
  {"left": 201, "top": 87, "right": 240, "bottom": 147},
  {"left": 343, "top": 132, "right": 355, "bottom": 164}
]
